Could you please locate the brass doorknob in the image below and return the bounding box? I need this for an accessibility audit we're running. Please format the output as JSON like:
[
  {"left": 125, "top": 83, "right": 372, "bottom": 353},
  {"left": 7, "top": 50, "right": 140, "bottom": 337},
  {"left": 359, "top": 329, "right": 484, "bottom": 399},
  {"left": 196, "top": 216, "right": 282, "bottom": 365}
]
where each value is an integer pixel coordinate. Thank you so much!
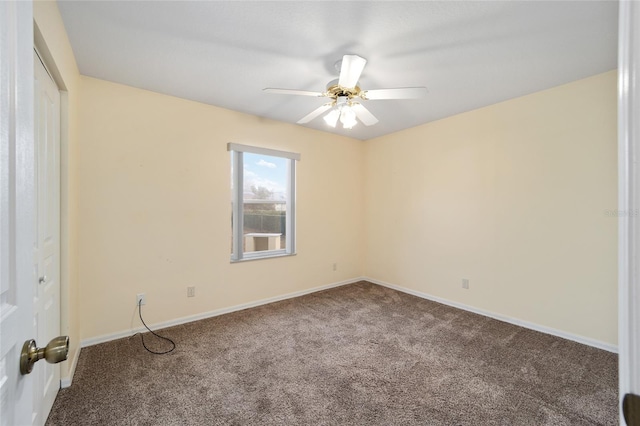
[
  {"left": 20, "top": 336, "right": 69, "bottom": 375},
  {"left": 624, "top": 393, "right": 640, "bottom": 426}
]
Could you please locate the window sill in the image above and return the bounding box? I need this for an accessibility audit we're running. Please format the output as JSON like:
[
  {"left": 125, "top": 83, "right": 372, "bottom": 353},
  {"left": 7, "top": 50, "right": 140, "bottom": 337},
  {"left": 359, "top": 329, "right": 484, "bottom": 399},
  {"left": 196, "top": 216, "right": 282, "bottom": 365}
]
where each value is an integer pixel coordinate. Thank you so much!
[{"left": 230, "top": 252, "right": 296, "bottom": 263}]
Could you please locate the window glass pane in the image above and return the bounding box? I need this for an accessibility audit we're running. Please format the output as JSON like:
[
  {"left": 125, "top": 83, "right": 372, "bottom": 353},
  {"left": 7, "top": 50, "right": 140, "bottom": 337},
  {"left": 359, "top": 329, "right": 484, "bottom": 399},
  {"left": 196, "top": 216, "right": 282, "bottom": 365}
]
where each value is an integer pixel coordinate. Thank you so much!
[
  {"left": 242, "top": 153, "right": 287, "bottom": 253},
  {"left": 229, "top": 143, "right": 298, "bottom": 261}
]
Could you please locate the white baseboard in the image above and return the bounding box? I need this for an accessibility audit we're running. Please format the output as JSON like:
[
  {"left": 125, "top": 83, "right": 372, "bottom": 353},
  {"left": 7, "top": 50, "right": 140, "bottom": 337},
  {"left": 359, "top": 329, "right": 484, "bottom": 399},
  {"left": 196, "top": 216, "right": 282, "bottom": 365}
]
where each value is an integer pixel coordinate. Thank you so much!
[
  {"left": 365, "top": 277, "right": 618, "bottom": 354},
  {"left": 81, "top": 277, "right": 365, "bottom": 348},
  {"left": 80, "top": 276, "right": 616, "bottom": 353},
  {"left": 60, "top": 345, "right": 81, "bottom": 389}
]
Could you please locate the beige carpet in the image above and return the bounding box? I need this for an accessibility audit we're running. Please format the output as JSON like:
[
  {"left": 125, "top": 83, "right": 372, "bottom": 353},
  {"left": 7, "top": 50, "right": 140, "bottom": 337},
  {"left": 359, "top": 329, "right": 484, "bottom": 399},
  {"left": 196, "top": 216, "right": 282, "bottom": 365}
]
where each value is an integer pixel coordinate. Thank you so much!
[{"left": 46, "top": 281, "right": 618, "bottom": 425}]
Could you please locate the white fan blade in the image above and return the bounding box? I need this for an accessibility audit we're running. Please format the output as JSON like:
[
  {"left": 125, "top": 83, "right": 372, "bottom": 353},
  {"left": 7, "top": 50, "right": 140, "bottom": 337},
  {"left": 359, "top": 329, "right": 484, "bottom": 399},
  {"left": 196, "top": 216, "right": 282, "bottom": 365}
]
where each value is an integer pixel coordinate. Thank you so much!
[
  {"left": 297, "top": 104, "right": 333, "bottom": 124},
  {"left": 350, "top": 103, "right": 379, "bottom": 126},
  {"left": 338, "top": 55, "right": 367, "bottom": 89},
  {"left": 363, "top": 87, "right": 428, "bottom": 100},
  {"left": 263, "top": 88, "right": 324, "bottom": 97}
]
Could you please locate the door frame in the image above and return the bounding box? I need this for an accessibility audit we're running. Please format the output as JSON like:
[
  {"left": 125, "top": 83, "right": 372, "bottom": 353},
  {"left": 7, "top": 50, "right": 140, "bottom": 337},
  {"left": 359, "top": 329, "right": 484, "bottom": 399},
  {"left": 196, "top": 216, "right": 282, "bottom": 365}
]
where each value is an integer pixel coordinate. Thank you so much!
[{"left": 618, "top": 0, "right": 640, "bottom": 423}]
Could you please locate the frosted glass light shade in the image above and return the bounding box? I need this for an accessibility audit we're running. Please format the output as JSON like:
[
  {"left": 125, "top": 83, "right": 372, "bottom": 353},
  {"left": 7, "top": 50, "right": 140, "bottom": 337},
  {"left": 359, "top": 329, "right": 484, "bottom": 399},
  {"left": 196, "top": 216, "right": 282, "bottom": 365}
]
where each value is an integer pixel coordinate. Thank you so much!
[
  {"left": 323, "top": 109, "right": 340, "bottom": 127},
  {"left": 340, "top": 107, "right": 357, "bottom": 129}
]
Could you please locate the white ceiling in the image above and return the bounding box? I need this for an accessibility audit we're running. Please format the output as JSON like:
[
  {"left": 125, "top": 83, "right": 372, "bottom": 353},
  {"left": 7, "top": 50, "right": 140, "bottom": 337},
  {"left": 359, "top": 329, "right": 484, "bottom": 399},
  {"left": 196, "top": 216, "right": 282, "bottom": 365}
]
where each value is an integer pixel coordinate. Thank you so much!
[{"left": 58, "top": 1, "right": 618, "bottom": 141}]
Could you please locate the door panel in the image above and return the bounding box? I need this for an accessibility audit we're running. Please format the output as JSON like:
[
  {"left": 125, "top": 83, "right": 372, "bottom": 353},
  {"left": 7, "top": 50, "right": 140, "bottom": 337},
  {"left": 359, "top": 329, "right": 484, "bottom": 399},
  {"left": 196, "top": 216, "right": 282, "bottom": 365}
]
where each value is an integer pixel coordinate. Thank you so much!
[
  {"left": 33, "top": 51, "right": 61, "bottom": 426},
  {"left": 0, "top": 2, "right": 36, "bottom": 425}
]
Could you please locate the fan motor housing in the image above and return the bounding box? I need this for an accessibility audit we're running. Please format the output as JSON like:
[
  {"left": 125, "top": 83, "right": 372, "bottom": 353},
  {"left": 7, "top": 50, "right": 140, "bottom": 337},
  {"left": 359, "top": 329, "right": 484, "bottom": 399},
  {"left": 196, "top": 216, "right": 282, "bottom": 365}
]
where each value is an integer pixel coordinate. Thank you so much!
[{"left": 325, "top": 80, "right": 362, "bottom": 99}]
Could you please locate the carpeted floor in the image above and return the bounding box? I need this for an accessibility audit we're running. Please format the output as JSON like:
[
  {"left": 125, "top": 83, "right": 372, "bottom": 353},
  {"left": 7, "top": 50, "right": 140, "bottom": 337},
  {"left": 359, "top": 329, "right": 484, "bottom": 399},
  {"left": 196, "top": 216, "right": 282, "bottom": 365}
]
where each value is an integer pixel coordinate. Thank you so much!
[{"left": 46, "top": 281, "right": 618, "bottom": 425}]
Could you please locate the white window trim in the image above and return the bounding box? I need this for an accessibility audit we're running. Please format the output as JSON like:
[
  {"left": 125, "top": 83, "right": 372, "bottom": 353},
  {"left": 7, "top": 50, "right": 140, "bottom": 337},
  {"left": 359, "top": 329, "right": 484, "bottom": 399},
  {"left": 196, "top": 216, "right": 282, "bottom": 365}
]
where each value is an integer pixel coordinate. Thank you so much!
[
  {"left": 228, "top": 143, "right": 300, "bottom": 262},
  {"left": 228, "top": 143, "right": 301, "bottom": 161}
]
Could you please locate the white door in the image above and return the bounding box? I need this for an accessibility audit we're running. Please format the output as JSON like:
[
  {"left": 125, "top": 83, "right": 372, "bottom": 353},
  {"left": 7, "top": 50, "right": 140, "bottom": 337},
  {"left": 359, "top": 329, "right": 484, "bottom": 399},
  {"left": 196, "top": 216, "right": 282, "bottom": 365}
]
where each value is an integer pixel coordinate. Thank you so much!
[
  {"left": 619, "top": 1, "right": 640, "bottom": 425},
  {"left": 32, "top": 50, "right": 61, "bottom": 425},
  {"left": 0, "top": 1, "right": 36, "bottom": 426}
]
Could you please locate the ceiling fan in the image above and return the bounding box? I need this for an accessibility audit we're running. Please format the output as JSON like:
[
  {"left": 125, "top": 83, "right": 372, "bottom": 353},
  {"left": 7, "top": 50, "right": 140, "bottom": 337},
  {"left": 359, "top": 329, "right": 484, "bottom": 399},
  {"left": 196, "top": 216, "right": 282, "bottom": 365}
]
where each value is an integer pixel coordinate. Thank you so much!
[{"left": 264, "top": 54, "right": 428, "bottom": 129}]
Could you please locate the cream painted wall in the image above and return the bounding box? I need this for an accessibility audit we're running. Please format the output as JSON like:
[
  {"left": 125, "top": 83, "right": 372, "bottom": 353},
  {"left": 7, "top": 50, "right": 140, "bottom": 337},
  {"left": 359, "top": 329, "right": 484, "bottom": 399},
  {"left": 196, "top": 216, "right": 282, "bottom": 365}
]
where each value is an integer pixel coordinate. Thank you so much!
[
  {"left": 33, "top": 0, "right": 80, "bottom": 381},
  {"left": 364, "top": 71, "right": 618, "bottom": 346},
  {"left": 77, "top": 76, "right": 364, "bottom": 340}
]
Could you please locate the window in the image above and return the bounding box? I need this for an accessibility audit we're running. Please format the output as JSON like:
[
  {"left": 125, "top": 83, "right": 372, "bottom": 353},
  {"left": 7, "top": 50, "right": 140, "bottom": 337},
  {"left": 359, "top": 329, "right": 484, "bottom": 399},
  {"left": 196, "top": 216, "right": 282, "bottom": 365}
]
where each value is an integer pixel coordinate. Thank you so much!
[{"left": 228, "top": 143, "right": 300, "bottom": 262}]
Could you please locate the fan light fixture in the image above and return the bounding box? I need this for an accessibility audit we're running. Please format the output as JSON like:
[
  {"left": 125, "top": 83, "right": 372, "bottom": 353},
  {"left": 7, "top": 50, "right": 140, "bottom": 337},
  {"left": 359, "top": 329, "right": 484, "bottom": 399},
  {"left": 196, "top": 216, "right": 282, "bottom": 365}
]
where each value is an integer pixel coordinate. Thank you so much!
[
  {"left": 323, "top": 105, "right": 358, "bottom": 129},
  {"left": 322, "top": 95, "right": 358, "bottom": 129},
  {"left": 263, "top": 54, "right": 428, "bottom": 129}
]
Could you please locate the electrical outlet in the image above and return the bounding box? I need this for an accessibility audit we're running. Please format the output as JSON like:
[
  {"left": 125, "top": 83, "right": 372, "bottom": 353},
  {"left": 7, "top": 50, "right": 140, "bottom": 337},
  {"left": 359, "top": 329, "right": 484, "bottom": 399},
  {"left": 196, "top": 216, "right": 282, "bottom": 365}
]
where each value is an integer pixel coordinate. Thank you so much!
[
  {"left": 187, "top": 286, "right": 195, "bottom": 297},
  {"left": 332, "top": 263, "right": 337, "bottom": 271},
  {"left": 462, "top": 279, "right": 469, "bottom": 290},
  {"left": 136, "top": 293, "right": 146, "bottom": 305}
]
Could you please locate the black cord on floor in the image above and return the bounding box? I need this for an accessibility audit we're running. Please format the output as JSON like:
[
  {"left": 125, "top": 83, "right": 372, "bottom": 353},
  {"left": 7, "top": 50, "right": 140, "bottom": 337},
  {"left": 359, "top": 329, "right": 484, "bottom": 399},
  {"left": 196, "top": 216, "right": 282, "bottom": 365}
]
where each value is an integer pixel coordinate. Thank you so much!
[{"left": 136, "top": 299, "right": 176, "bottom": 355}]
